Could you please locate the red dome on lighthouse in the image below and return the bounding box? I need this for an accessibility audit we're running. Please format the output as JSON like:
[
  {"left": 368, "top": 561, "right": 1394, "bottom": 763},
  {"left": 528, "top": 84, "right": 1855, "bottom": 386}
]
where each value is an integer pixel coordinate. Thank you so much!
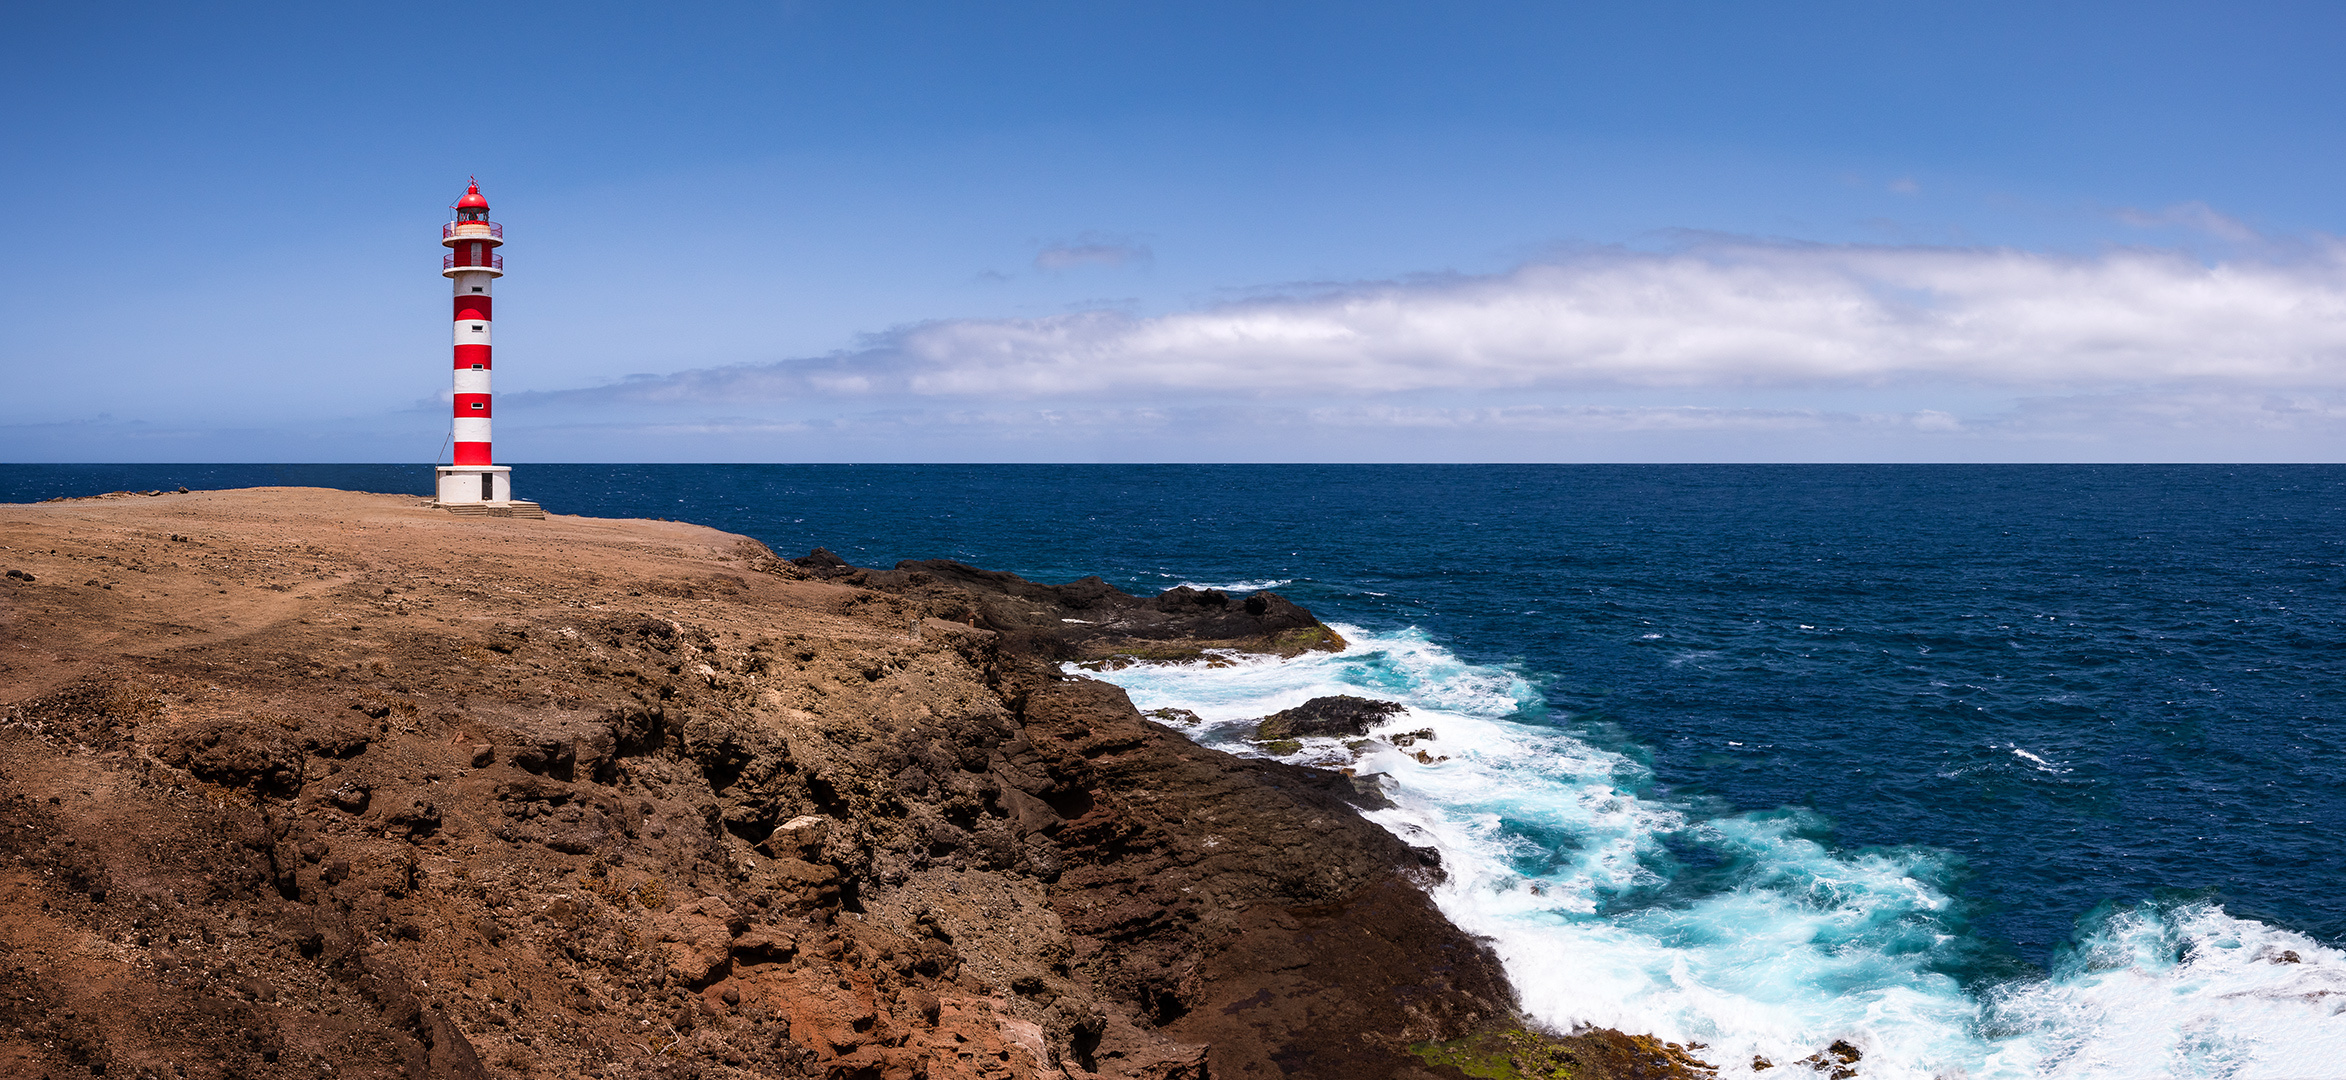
[{"left": 457, "top": 182, "right": 489, "bottom": 210}]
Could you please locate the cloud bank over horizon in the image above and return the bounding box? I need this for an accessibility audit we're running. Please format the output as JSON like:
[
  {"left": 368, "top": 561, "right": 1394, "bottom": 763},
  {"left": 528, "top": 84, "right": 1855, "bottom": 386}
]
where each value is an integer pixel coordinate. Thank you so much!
[
  {"left": 557, "top": 237, "right": 2346, "bottom": 403},
  {"left": 420, "top": 234, "right": 2346, "bottom": 461}
]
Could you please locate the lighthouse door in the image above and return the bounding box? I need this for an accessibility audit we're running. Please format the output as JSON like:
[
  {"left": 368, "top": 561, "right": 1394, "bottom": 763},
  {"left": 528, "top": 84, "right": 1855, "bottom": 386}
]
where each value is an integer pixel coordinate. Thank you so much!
[{"left": 481, "top": 474, "right": 494, "bottom": 501}]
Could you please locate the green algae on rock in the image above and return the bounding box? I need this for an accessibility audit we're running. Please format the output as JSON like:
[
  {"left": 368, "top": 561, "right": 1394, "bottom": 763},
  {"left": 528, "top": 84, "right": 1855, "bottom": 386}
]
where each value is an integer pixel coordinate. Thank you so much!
[{"left": 1412, "top": 1027, "right": 1720, "bottom": 1080}]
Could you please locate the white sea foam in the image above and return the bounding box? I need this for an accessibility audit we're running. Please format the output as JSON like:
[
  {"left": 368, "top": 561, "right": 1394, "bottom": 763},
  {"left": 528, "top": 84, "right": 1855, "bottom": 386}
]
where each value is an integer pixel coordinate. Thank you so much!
[
  {"left": 1169, "top": 577, "right": 1295, "bottom": 592},
  {"left": 1981, "top": 902, "right": 2346, "bottom": 1079},
  {"left": 1081, "top": 625, "right": 2346, "bottom": 1079},
  {"left": 2007, "top": 745, "right": 2069, "bottom": 775}
]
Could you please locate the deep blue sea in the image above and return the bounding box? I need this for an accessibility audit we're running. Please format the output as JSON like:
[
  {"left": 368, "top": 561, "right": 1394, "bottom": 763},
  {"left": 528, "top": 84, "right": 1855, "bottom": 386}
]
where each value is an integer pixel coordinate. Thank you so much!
[{"left": 9, "top": 464, "right": 2344, "bottom": 1077}]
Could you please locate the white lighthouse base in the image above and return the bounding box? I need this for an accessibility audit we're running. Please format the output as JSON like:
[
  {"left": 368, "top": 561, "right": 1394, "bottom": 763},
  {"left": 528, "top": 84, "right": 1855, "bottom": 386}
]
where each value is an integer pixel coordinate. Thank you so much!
[
  {"left": 434, "top": 466, "right": 544, "bottom": 518},
  {"left": 436, "top": 465, "right": 513, "bottom": 506}
]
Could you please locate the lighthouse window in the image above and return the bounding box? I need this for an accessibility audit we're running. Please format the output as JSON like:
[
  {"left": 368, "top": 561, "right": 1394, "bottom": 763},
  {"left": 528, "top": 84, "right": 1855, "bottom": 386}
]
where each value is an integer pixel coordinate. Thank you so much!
[
  {"left": 471, "top": 402, "right": 485, "bottom": 410},
  {"left": 471, "top": 363, "right": 484, "bottom": 370},
  {"left": 471, "top": 323, "right": 484, "bottom": 331}
]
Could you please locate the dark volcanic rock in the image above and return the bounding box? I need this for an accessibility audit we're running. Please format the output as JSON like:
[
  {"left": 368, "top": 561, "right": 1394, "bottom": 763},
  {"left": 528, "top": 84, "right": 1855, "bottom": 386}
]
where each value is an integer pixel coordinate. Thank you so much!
[
  {"left": 801, "top": 554, "right": 1347, "bottom": 663},
  {"left": 159, "top": 718, "right": 303, "bottom": 794},
  {"left": 792, "top": 545, "right": 856, "bottom": 578},
  {"left": 1001, "top": 660, "right": 1511, "bottom": 1078},
  {"left": 1254, "top": 694, "right": 1407, "bottom": 740}
]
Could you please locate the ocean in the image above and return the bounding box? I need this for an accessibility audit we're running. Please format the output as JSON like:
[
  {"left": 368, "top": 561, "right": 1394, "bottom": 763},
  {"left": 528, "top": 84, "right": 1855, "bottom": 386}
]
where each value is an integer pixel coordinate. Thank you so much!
[{"left": 9, "top": 463, "right": 2344, "bottom": 1078}]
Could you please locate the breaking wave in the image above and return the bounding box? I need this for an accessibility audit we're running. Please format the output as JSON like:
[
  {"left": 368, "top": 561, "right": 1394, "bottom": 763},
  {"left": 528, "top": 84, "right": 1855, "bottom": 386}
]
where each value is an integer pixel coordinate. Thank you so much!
[{"left": 1080, "top": 626, "right": 2346, "bottom": 1079}]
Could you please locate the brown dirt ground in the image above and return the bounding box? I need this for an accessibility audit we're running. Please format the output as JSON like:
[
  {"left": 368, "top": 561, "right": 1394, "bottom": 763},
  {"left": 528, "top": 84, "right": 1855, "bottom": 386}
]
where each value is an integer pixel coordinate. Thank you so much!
[{"left": 0, "top": 487, "right": 1716, "bottom": 1080}]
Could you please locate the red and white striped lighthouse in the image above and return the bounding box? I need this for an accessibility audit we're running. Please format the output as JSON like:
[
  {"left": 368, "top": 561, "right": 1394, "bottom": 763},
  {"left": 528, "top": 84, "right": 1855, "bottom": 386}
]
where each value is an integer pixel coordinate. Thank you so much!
[{"left": 434, "top": 180, "right": 512, "bottom": 506}]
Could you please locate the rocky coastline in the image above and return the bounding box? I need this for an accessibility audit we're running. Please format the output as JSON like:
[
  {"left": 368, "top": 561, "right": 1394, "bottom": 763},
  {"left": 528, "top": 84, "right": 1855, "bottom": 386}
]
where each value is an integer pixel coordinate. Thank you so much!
[{"left": 0, "top": 488, "right": 1716, "bottom": 1080}]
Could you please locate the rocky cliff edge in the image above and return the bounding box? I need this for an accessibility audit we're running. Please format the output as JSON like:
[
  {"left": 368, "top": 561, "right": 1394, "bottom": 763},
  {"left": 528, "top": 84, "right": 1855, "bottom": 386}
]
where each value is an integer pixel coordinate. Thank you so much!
[{"left": 0, "top": 489, "right": 1715, "bottom": 1080}]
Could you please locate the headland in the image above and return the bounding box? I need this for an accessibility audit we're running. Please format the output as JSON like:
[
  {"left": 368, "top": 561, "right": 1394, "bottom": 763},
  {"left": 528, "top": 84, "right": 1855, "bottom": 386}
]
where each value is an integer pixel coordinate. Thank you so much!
[{"left": 0, "top": 488, "right": 1714, "bottom": 1080}]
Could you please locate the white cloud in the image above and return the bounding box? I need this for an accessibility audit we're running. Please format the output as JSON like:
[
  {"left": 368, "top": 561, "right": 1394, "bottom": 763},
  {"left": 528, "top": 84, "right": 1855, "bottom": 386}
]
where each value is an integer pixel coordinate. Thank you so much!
[{"left": 548, "top": 238, "right": 2346, "bottom": 406}]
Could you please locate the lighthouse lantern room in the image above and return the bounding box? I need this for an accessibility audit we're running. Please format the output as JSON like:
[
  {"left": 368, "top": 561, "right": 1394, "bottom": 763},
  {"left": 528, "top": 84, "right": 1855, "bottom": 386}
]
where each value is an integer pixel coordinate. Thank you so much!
[{"left": 435, "top": 180, "right": 513, "bottom": 507}]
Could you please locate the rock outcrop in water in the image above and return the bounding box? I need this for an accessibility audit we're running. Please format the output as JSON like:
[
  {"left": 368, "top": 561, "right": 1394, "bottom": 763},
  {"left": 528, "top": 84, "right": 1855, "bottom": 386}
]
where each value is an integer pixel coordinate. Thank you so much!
[
  {"left": 1252, "top": 696, "right": 1408, "bottom": 741},
  {"left": 0, "top": 489, "right": 1715, "bottom": 1080}
]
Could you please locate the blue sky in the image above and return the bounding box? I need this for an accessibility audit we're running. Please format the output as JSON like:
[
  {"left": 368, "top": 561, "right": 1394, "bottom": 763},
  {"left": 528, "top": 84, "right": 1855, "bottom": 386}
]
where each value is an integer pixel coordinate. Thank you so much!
[{"left": 5, "top": 1, "right": 2345, "bottom": 462}]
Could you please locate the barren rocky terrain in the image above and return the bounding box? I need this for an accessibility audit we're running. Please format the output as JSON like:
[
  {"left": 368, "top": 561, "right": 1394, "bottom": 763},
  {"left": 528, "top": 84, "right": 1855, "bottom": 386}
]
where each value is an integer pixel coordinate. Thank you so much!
[{"left": 0, "top": 488, "right": 1717, "bottom": 1080}]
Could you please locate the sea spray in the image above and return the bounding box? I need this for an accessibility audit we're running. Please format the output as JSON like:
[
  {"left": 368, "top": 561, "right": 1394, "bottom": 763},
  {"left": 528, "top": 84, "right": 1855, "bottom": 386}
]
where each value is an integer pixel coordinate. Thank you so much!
[
  {"left": 1977, "top": 900, "right": 2346, "bottom": 1079},
  {"left": 1081, "top": 625, "right": 2346, "bottom": 1080}
]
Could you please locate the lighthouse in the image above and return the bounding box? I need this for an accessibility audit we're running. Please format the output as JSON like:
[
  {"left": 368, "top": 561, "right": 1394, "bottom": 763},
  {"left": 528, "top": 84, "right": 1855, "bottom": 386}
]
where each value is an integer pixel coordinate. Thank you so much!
[{"left": 434, "top": 180, "right": 516, "bottom": 508}]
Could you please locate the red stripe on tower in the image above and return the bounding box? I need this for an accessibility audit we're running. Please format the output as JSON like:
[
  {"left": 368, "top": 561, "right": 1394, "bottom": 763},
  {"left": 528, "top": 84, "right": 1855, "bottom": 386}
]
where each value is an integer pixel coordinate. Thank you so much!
[{"left": 440, "top": 181, "right": 504, "bottom": 473}]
